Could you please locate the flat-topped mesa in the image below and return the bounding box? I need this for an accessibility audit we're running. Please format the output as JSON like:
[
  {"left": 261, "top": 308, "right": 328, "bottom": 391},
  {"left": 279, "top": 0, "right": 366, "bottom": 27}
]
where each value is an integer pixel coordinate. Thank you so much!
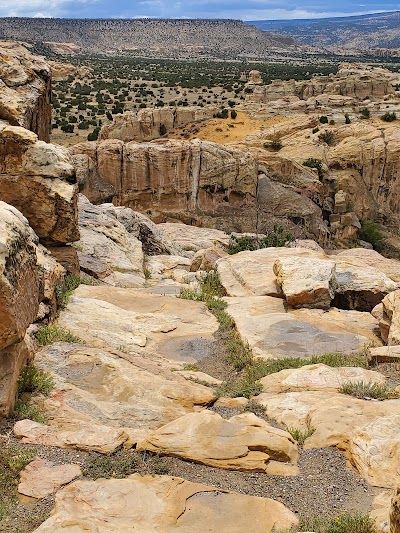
[
  {"left": 99, "top": 107, "right": 217, "bottom": 143},
  {"left": 71, "top": 138, "right": 326, "bottom": 239},
  {"left": 0, "top": 41, "right": 51, "bottom": 142},
  {"left": 248, "top": 63, "right": 399, "bottom": 104}
]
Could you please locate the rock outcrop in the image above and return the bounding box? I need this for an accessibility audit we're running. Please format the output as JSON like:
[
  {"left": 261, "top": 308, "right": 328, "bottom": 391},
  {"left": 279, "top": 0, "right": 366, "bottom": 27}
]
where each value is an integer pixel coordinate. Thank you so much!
[
  {"left": 137, "top": 410, "right": 298, "bottom": 475},
  {"left": 34, "top": 475, "right": 298, "bottom": 533},
  {"left": 99, "top": 106, "right": 217, "bottom": 143},
  {"left": 71, "top": 137, "right": 325, "bottom": 239},
  {"left": 0, "top": 203, "right": 41, "bottom": 415},
  {"left": 249, "top": 63, "right": 397, "bottom": 105},
  {"left": 0, "top": 123, "right": 79, "bottom": 246},
  {"left": 0, "top": 41, "right": 51, "bottom": 142}
]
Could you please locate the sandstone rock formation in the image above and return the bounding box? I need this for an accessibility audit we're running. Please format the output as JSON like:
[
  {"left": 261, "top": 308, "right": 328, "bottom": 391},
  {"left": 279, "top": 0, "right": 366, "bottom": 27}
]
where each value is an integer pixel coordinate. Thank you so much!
[
  {"left": 137, "top": 410, "right": 298, "bottom": 475},
  {"left": 99, "top": 106, "right": 217, "bottom": 142},
  {"left": 71, "top": 137, "right": 326, "bottom": 239},
  {"left": 234, "top": 117, "right": 400, "bottom": 236},
  {"left": 0, "top": 41, "right": 51, "bottom": 142},
  {"left": 15, "top": 339, "right": 217, "bottom": 452},
  {"left": 49, "top": 60, "right": 92, "bottom": 82},
  {"left": 273, "top": 256, "right": 337, "bottom": 309},
  {"left": 0, "top": 203, "right": 41, "bottom": 415},
  {"left": 249, "top": 63, "right": 397, "bottom": 105},
  {"left": 33, "top": 475, "right": 298, "bottom": 532},
  {"left": 0, "top": 123, "right": 79, "bottom": 246}
]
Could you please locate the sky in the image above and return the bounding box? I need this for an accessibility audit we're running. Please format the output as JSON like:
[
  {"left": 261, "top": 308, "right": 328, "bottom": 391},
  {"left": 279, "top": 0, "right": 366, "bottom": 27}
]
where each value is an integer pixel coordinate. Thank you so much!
[{"left": 1, "top": 0, "right": 399, "bottom": 20}]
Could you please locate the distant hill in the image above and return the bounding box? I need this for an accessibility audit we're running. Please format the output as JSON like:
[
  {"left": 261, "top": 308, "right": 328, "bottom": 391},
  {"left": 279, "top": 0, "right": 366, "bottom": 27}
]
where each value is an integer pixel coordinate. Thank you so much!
[
  {"left": 248, "top": 11, "right": 400, "bottom": 50},
  {"left": 0, "top": 18, "right": 294, "bottom": 58}
]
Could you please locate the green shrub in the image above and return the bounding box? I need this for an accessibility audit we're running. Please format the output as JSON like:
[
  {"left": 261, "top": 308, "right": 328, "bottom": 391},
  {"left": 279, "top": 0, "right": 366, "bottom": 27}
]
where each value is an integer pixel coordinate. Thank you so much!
[
  {"left": 303, "top": 158, "right": 323, "bottom": 179},
  {"left": 13, "top": 399, "right": 48, "bottom": 424},
  {"left": 360, "top": 107, "right": 370, "bottom": 119},
  {"left": 228, "top": 227, "right": 292, "bottom": 255},
  {"left": 286, "top": 415, "right": 315, "bottom": 445},
  {"left": 345, "top": 113, "right": 351, "bottom": 124},
  {"left": 312, "top": 127, "right": 320, "bottom": 134},
  {"left": 159, "top": 123, "right": 167, "bottom": 135},
  {"left": 18, "top": 364, "right": 54, "bottom": 396},
  {"left": 338, "top": 381, "right": 399, "bottom": 400},
  {"left": 318, "top": 130, "right": 334, "bottom": 145},
  {"left": 230, "top": 109, "right": 237, "bottom": 119},
  {"left": 35, "top": 325, "right": 83, "bottom": 346},
  {"left": 381, "top": 111, "right": 397, "bottom": 122},
  {"left": 319, "top": 115, "right": 329, "bottom": 124},
  {"left": 359, "top": 220, "right": 383, "bottom": 248},
  {"left": 264, "top": 139, "right": 282, "bottom": 151},
  {"left": 218, "top": 375, "right": 263, "bottom": 399}
]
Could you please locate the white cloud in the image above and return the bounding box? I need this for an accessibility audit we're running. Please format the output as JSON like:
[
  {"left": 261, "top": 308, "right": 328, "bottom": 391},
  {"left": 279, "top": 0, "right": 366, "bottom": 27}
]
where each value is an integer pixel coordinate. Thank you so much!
[{"left": 0, "top": 0, "right": 96, "bottom": 17}]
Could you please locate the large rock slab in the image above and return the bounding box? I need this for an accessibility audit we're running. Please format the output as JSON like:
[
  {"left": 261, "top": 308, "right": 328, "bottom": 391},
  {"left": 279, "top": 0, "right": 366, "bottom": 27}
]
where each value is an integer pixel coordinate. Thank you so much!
[
  {"left": 58, "top": 285, "right": 218, "bottom": 360},
  {"left": 159, "top": 222, "right": 230, "bottom": 252},
  {"left": 34, "top": 475, "right": 298, "bottom": 533},
  {"left": 14, "top": 418, "right": 129, "bottom": 455},
  {"left": 256, "top": 390, "right": 400, "bottom": 488},
  {"left": 0, "top": 124, "right": 79, "bottom": 245},
  {"left": 75, "top": 196, "right": 144, "bottom": 287},
  {"left": 224, "top": 296, "right": 378, "bottom": 360},
  {"left": 138, "top": 410, "right": 298, "bottom": 475},
  {"left": 273, "top": 256, "right": 336, "bottom": 309},
  {"left": 21, "top": 342, "right": 216, "bottom": 447},
  {"left": 260, "top": 363, "right": 386, "bottom": 393},
  {"left": 18, "top": 458, "right": 81, "bottom": 499}
]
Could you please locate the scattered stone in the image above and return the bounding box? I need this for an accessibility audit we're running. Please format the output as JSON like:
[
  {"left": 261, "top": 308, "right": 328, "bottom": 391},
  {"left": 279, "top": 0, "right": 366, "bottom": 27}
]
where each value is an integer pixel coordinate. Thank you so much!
[{"left": 18, "top": 458, "right": 81, "bottom": 499}]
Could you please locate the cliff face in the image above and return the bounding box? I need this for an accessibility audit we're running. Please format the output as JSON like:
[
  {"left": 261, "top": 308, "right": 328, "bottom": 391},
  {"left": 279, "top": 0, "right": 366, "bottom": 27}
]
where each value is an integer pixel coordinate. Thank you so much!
[
  {"left": 249, "top": 64, "right": 398, "bottom": 104},
  {"left": 0, "top": 42, "right": 79, "bottom": 416},
  {"left": 71, "top": 138, "right": 325, "bottom": 239},
  {"left": 0, "top": 41, "right": 51, "bottom": 142},
  {"left": 99, "top": 107, "right": 217, "bottom": 143}
]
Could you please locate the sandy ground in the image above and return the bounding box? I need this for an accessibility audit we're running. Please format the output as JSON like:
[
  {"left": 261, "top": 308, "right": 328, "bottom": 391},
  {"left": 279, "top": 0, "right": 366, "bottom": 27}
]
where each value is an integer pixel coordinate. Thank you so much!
[{"left": 167, "top": 111, "right": 289, "bottom": 144}]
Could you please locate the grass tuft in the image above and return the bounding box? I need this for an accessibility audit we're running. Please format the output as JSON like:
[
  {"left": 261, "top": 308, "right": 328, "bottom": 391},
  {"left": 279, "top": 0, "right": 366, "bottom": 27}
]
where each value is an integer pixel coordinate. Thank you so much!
[
  {"left": 338, "top": 380, "right": 399, "bottom": 400},
  {"left": 286, "top": 415, "right": 315, "bottom": 445},
  {"left": 56, "top": 273, "right": 81, "bottom": 309},
  {"left": 300, "top": 511, "right": 377, "bottom": 532},
  {"left": 35, "top": 325, "right": 83, "bottom": 346}
]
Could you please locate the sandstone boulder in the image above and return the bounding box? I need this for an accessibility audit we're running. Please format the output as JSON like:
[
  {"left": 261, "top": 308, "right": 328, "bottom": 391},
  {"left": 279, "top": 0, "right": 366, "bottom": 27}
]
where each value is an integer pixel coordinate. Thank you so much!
[
  {"left": 0, "top": 202, "right": 40, "bottom": 350},
  {"left": 75, "top": 196, "right": 144, "bottom": 287},
  {"left": 0, "top": 41, "right": 51, "bottom": 141},
  {"left": 138, "top": 410, "right": 298, "bottom": 475},
  {"left": 0, "top": 124, "right": 79, "bottom": 245},
  {"left": 190, "top": 245, "right": 228, "bottom": 272},
  {"left": 18, "top": 458, "right": 81, "bottom": 499},
  {"left": 159, "top": 222, "right": 230, "bottom": 252},
  {"left": 382, "top": 291, "right": 400, "bottom": 345},
  {"left": 273, "top": 256, "right": 337, "bottom": 309},
  {"left": 33, "top": 475, "right": 298, "bottom": 533},
  {"left": 98, "top": 202, "right": 185, "bottom": 256}
]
